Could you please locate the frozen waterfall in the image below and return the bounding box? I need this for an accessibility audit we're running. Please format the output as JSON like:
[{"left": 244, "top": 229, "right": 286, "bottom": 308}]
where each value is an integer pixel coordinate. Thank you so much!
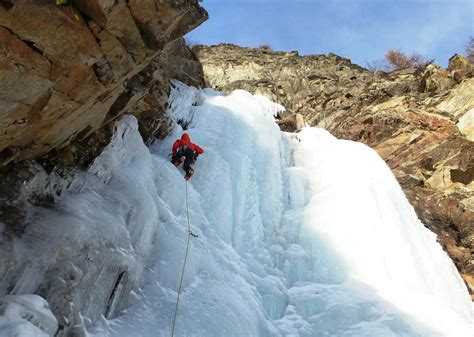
[
  {"left": 3, "top": 82, "right": 473, "bottom": 337},
  {"left": 92, "top": 82, "right": 473, "bottom": 337}
]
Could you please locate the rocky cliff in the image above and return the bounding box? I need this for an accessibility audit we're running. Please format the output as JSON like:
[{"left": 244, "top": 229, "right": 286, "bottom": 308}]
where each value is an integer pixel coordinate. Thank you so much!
[
  {"left": 194, "top": 44, "right": 474, "bottom": 298},
  {"left": 0, "top": 1, "right": 207, "bottom": 166},
  {"left": 0, "top": 1, "right": 207, "bottom": 335}
]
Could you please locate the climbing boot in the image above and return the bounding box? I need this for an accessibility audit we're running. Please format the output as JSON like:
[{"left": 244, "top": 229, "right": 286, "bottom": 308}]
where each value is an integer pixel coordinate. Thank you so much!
[{"left": 184, "top": 168, "right": 194, "bottom": 181}]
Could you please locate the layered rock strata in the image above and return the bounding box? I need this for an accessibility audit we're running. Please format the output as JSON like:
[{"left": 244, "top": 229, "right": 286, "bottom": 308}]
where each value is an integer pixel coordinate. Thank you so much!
[{"left": 0, "top": 0, "right": 207, "bottom": 165}]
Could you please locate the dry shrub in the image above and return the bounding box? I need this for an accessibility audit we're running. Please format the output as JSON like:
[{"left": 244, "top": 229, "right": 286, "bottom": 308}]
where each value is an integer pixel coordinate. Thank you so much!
[
  {"left": 384, "top": 49, "right": 433, "bottom": 71},
  {"left": 259, "top": 44, "right": 273, "bottom": 51},
  {"left": 185, "top": 38, "right": 200, "bottom": 51}
]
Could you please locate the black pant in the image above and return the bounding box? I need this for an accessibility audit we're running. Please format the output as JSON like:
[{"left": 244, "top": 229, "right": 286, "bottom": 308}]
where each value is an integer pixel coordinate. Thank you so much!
[{"left": 172, "top": 148, "right": 196, "bottom": 175}]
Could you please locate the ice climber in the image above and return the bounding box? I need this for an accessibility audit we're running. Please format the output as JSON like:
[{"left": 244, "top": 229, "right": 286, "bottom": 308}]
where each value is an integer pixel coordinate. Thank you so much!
[{"left": 171, "top": 133, "right": 204, "bottom": 181}]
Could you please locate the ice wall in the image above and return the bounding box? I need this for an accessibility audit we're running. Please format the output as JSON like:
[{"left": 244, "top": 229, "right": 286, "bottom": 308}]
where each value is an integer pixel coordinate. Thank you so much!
[
  {"left": 1, "top": 82, "right": 472, "bottom": 337},
  {"left": 96, "top": 82, "right": 473, "bottom": 337},
  {"left": 0, "top": 294, "right": 57, "bottom": 337},
  {"left": 0, "top": 115, "right": 168, "bottom": 336}
]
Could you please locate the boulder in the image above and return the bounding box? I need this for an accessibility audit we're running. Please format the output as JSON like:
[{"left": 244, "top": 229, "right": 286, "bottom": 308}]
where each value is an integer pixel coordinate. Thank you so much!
[
  {"left": 277, "top": 113, "right": 305, "bottom": 132},
  {"left": 448, "top": 54, "right": 474, "bottom": 82}
]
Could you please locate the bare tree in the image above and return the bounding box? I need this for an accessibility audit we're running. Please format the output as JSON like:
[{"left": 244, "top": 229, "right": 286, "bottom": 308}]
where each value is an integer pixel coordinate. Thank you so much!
[
  {"left": 384, "top": 49, "right": 432, "bottom": 71},
  {"left": 185, "top": 38, "right": 201, "bottom": 52},
  {"left": 466, "top": 36, "right": 474, "bottom": 63},
  {"left": 366, "top": 59, "right": 390, "bottom": 72}
]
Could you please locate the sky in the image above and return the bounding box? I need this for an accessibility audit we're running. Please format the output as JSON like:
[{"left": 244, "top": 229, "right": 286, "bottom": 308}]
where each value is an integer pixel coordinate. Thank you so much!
[{"left": 186, "top": 0, "right": 474, "bottom": 68}]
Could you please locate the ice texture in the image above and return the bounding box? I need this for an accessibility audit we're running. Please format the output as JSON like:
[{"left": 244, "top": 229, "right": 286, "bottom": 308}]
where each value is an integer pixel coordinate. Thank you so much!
[
  {"left": 0, "top": 294, "right": 57, "bottom": 336},
  {"left": 96, "top": 82, "right": 473, "bottom": 336},
  {"left": 3, "top": 81, "right": 473, "bottom": 337}
]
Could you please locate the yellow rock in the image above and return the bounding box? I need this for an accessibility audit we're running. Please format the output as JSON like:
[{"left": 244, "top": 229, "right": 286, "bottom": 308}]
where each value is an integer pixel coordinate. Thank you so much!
[
  {"left": 437, "top": 78, "right": 474, "bottom": 120},
  {"left": 426, "top": 165, "right": 453, "bottom": 189},
  {"left": 457, "top": 108, "right": 474, "bottom": 141}
]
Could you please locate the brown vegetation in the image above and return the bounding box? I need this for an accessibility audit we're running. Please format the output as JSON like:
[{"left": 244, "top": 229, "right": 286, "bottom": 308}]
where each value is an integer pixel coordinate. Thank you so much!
[
  {"left": 384, "top": 49, "right": 433, "bottom": 71},
  {"left": 367, "top": 49, "right": 432, "bottom": 72},
  {"left": 259, "top": 44, "right": 273, "bottom": 51}
]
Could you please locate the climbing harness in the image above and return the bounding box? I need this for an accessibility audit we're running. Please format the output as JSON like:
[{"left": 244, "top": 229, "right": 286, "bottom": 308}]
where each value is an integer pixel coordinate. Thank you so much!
[{"left": 170, "top": 181, "right": 197, "bottom": 337}]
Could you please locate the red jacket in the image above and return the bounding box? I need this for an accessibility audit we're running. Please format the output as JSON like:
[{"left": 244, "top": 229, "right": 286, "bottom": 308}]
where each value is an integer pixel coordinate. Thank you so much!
[{"left": 172, "top": 133, "right": 204, "bottom": 155}]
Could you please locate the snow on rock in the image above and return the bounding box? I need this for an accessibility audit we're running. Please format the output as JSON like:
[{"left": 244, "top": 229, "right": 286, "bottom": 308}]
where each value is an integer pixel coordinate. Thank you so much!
[{"left": 0, "top": 294, "right": 58, "bottom": 337}]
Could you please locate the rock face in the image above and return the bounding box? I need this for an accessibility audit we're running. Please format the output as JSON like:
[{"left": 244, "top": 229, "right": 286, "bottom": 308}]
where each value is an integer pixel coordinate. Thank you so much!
[
  {"left": 0, "top": 1, "right": 207, "bottom": 166},
  {"left": 276, "top": 111, "right": 305, "bottom": 132},
  {"left": 0, "top": 1, "right": 207, "bottom": 335},
  {"left": 194, "top": 44, "right": 474, "bottom": 298}
]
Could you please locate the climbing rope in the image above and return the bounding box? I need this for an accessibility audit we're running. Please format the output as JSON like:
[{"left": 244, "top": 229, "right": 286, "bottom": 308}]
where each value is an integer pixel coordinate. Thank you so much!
[{"left": 170, "top": 181, "right": 193, "bottom": 337}]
